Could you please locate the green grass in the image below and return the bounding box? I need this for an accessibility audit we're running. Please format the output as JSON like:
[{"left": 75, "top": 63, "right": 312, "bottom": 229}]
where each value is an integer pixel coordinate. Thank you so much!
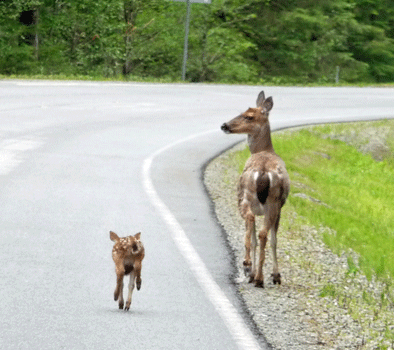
[
  {"left": 4, "top": 74, "right": 394, "bottom": 87},
  {"left": 235, "top": 120, "right": 394, "bottom": 281},
  {"left": 0, "top": 73, "right": 184, "bottom": 84}
]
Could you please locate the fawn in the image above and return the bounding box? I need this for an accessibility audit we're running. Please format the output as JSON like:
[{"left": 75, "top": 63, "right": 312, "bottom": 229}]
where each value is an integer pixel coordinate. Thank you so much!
[{"left": 110, "top": 231, "right": 145, "bottom": 310}]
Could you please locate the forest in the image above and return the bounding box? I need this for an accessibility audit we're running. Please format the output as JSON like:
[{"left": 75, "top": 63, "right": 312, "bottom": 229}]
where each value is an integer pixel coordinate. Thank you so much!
[{"left": 2, "top": 0, "right": 394, "bottom": 84}]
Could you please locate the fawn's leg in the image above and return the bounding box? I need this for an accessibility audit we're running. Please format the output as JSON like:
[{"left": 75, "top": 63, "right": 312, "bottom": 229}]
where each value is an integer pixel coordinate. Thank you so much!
[
  {"left": 135, "top": 261, "right": 142, "bottom": 291},
  {"left": 114, "top": 266, "right": 125, "bottom": 309},
  {"left": 118, "top": 280, "right": 124, "bottom": 309},
  {"left": 125, "top": 271, "right": 136, "bottom": 311}
]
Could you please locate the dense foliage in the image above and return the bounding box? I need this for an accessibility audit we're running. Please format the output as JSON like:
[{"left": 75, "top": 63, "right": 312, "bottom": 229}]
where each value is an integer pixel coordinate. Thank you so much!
[{"left": 2, "top": 0, "right": 394, "bottom": 83}]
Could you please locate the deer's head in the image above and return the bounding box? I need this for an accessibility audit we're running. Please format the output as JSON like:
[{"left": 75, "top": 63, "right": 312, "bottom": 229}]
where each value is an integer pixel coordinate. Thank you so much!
[{"left": 221, "top": 91, "right": 273, "bottom": 135}]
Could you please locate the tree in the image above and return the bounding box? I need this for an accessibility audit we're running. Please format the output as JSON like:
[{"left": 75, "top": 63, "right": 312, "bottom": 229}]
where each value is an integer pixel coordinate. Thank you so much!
[
  {"left": 232, "top": 0, "right": 372, "bottom": 83},
  {"left": 0, "top": 0, "right": 42, "bottom": 74},
  {"left": 350, "top": 0, "right": 394, "bottom": 81},
  {"left": 2, "top": 0, "right": 394, "bottom": 83},
  {"left": 185, "top": 0, "right": 258, "bottom": 82}
]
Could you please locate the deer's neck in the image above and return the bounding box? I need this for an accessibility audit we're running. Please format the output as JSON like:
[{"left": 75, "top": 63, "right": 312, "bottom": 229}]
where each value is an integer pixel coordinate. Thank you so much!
[{"left": 247, "top": 123, "right": 274, "bottom": 154}]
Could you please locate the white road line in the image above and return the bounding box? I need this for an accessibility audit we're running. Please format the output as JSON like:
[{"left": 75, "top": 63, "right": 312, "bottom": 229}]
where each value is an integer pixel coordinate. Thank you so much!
[{"left": 142, "top": 129, "right": 263, "bottom": 350}]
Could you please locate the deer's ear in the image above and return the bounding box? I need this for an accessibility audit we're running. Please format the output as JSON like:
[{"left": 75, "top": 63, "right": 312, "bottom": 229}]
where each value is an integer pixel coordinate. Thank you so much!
[
  {"left": 262, "top": 96, "right": 273, "bottom": 112},
  {"left": 134, "top": 232, "right": 141, "bottom": 240},
  {"left": 110, "top": 231, "right": 119, "bottom": 242},
  {"left": 256, "top": 91, "right": 265, "bottom": 108}
]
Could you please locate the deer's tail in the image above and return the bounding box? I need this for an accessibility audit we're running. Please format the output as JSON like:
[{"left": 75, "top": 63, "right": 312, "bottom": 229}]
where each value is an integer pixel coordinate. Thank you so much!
[{"left": 255, "top": 172, "right": 270, "bottom": 205}]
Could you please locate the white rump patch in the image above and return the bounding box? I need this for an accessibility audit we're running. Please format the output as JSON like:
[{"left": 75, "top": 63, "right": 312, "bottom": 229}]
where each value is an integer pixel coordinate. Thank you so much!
[
  {"left": 267, "top": 172, "right": 273, "bottom": 186},
  {"left": 254, "top": 171, "right": 275, "bottom": 188}
]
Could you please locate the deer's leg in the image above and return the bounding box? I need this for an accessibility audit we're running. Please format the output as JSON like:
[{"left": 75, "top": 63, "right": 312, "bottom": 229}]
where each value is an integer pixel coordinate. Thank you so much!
[
  {"left": 255, "top": 228, "right": 268, "bottom": 288},
  {"left": 271, "top": 212, "right": 281, "bottom": 285},
  {"left": 243, "top": 212, "right": 255, "bottom": 280},
  {"left": 255, "top": 208, "right": 277, "bottom": 288},
  {"left": 250, "top": 221, "right": 257, "bottom": 283},
  {"left": 125, "top": 271, "right": 136, "bottom": 311}
]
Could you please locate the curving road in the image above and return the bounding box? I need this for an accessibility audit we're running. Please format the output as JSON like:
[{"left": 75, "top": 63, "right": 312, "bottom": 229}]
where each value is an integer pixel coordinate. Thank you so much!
[{"left": 1, "top": 80, "right": 394, "bottom": 350}]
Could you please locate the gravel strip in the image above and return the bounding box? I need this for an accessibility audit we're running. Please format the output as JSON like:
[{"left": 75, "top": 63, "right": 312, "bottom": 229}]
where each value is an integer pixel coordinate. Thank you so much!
[{"left": 204, "top": 136, "right": 394, "bottom": 350}]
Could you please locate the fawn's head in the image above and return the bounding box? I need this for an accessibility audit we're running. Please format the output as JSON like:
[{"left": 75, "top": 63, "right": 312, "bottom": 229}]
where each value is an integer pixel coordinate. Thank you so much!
[
  {"left": 110, "top": 231, "right": 144, "bottom": 256},
  {"left": 221, "top": 91, "right": 273, "bottom": 135}
]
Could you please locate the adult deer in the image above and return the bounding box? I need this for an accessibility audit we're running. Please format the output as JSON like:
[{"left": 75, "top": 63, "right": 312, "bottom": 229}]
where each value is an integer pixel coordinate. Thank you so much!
[{"left": 221, "top": 91, "right": 290, "bottom": 288}]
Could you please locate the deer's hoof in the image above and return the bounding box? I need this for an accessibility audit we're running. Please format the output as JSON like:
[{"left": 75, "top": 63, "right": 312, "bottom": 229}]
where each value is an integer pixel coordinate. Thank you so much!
[
  {"left": 255, "top": 280, "right": 264, "bottom": 288},
  {"left": 124, "top": 303, "right": 130, "bottom": 311},
  {"left": 248, "top": 274, "right": 255, "bottom": 283},
  {"left": 272, "top": 273, "right": 281, "bottom": 285},
  {"left": 137, "top": 280, "right": 141, "bottom": 291},
  {"left": 243, "top": 261, "right": 252, "bottom": 276},
  {"left": 119, "top": 302, "right": 124, "bottom": 310}
]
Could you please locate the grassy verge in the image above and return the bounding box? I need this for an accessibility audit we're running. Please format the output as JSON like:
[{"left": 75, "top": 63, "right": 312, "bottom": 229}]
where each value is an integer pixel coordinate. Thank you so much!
[
  {"left": 232, "top": 119, "right": 394, "bottom": 347},
  {"left": 0, "top": 73, "right": 183, "bottom": 83},
  {"left": 3, "top": 74, "right": 394, "bottom": 87}
]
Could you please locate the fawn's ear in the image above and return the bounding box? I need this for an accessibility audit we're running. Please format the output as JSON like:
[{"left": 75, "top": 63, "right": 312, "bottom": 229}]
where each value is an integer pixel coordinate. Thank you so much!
[
  {"left": 134, "top": 232, "right": 141, "bottom": 240},
  {"left": 110, "top": 231, "right": 119, "bottom": 242}
]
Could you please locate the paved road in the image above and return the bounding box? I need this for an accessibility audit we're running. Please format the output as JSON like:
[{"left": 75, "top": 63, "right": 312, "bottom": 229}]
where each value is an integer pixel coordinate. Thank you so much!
[{"left": 1, "top": 81, "right": 394, "bottom": 350}]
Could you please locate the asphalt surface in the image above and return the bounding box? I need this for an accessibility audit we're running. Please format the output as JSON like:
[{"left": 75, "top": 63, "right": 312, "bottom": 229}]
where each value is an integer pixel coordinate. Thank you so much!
[{"left": 1, "top": 80, "right": 394, "bottom": 350}]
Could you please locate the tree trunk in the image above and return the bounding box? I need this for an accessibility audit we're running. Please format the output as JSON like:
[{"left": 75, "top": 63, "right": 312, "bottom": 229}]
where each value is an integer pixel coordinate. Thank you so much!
[
  {"left": 33, "top": 9, "right": 39, "bottom": 60},
  {"left": 123, "top": 0, "right": 137, "bottom": 76}
]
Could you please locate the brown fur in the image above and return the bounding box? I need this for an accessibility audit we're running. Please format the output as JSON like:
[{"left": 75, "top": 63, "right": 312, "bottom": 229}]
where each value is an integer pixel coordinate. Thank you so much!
[
  {"left": 221, "top": 91, "right": 290, "bottom": 288},
  {"left": 110, "top": 231, "right": 145, "bottom": 310}
]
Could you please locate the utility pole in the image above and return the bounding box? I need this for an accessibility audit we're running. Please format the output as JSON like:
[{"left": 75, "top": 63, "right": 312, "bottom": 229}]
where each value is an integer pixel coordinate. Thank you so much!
[
  {"left": 181, "top": 0, "right": 191, "bottom": 81},
  {"left": 335, "top": 66, "right": 340, "bottom": 84},
  {"left": 173, "top": 0, "right": 211, "bottom": 81}
]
